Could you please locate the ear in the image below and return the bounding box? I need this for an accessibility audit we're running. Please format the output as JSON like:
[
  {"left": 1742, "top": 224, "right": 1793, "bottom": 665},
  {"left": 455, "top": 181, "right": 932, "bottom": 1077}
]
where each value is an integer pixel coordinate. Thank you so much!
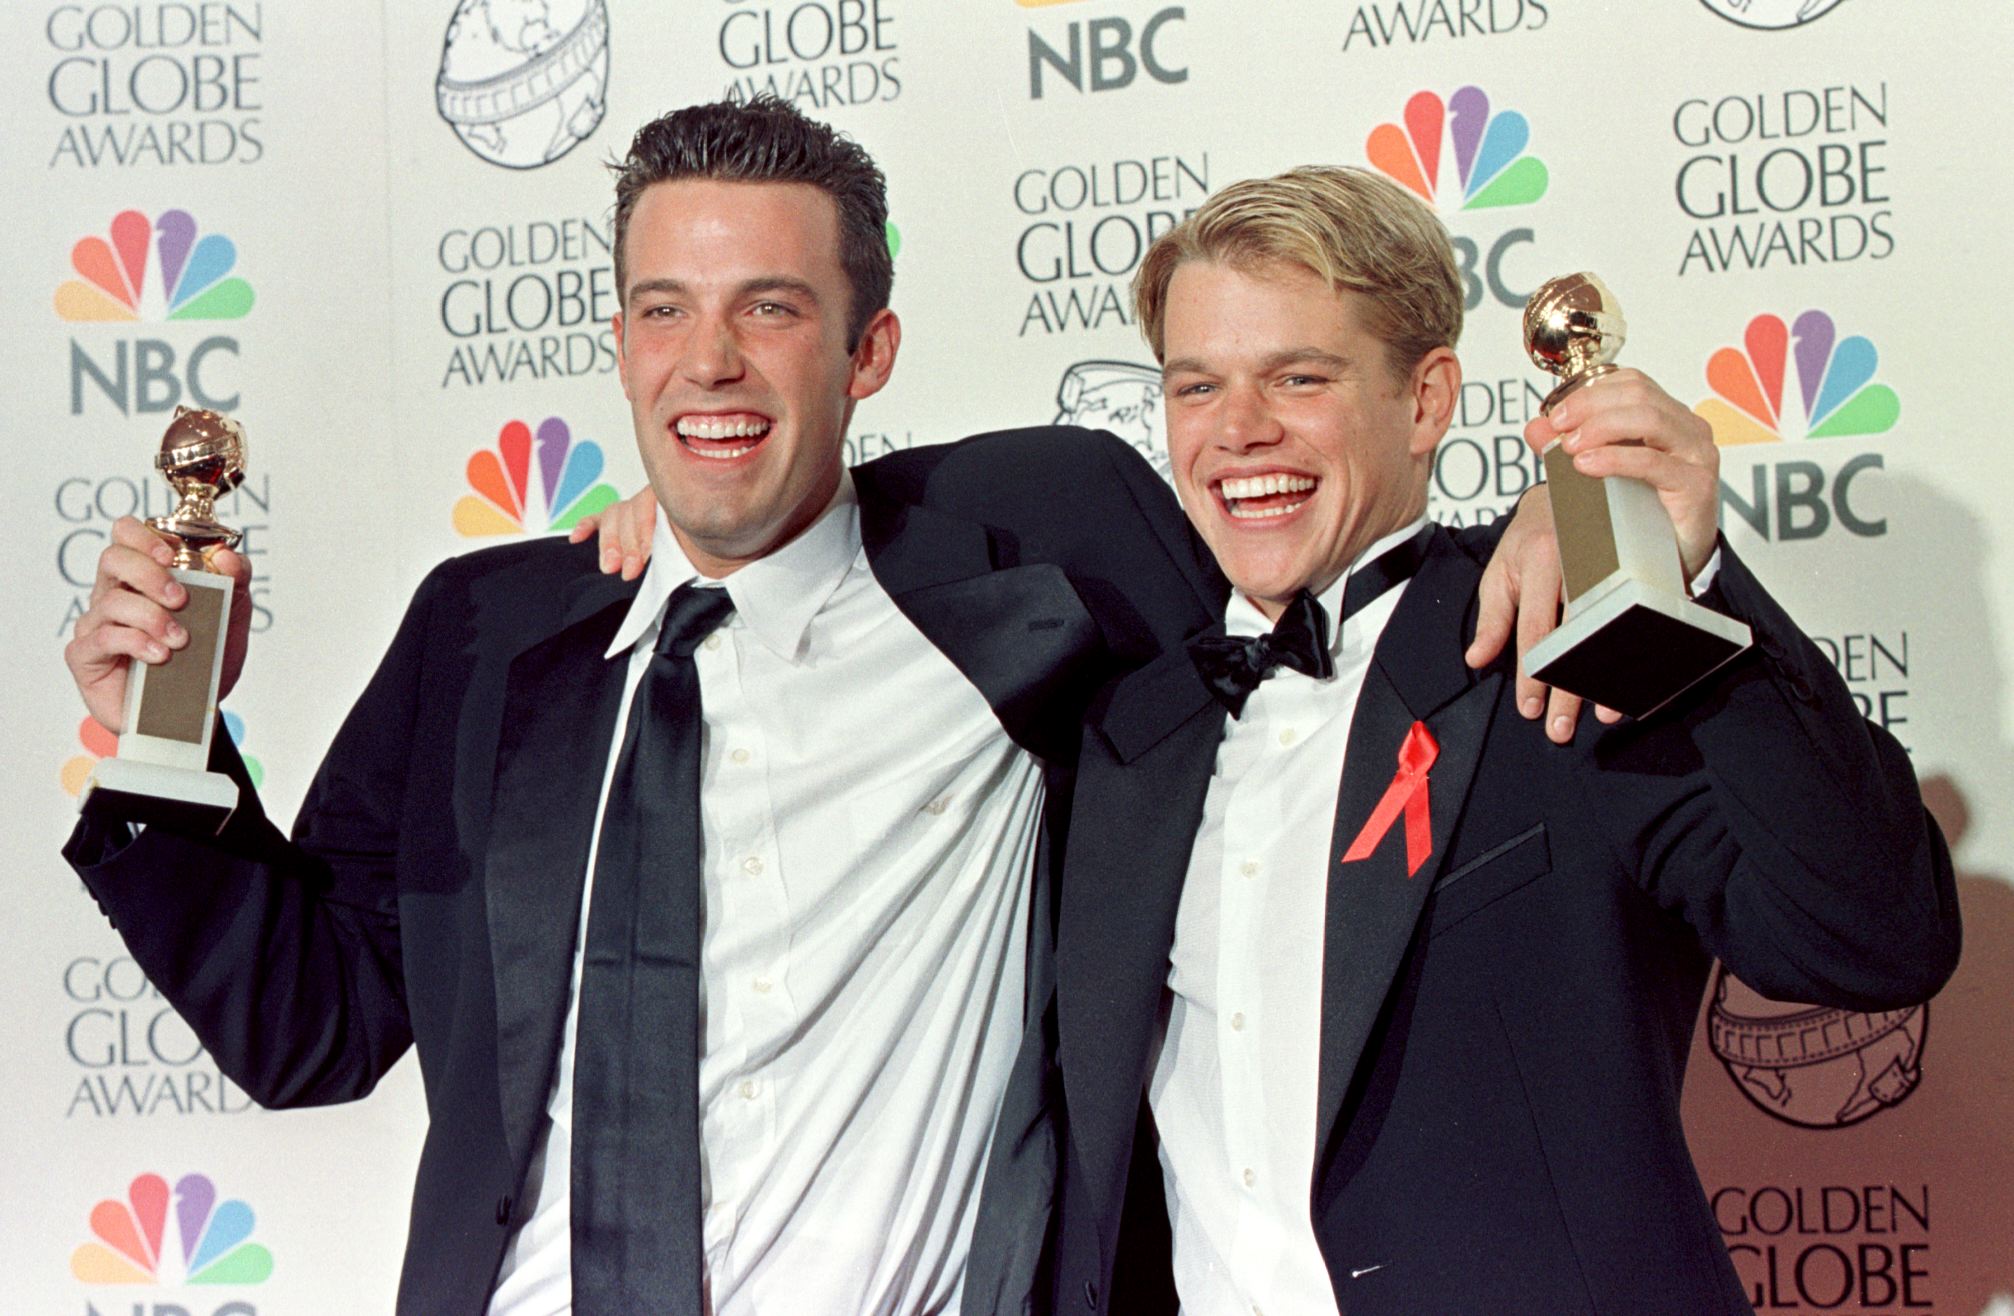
[
  {"left": 612, "top": 310, "right": 631, "bottom": 401},
  {"left": 1408, "top": 346, "right": 1461, "bottom": 458},
  {"left": 847, "top": 308, "right": 901, "bottom": 401}
]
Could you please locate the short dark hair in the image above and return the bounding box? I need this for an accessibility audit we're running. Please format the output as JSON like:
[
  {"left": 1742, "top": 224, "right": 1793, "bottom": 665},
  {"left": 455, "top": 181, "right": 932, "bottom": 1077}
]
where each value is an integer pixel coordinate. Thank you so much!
[{"left": 611, "top": 96, "right": 892, "bottom": 350}]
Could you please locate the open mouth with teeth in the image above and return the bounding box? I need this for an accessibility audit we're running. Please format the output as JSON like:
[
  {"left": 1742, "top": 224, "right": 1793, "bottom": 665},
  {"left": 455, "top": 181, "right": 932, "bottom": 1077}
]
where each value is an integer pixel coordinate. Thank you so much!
[
  {"left": 1215, "top": 472, "right": 1318, "bottom": 521},
  {"left": 675, "top": 413, "right": 773, "bottom": 461}
]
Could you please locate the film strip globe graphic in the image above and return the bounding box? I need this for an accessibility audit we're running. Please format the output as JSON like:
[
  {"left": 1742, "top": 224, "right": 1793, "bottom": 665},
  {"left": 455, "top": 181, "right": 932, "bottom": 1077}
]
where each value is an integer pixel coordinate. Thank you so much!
[
  {"left": 1697, "top": 0, "right": 1849, "bottom": 30},
  {"left": 1054, "top": 360, "right": 1171, "bottom": 481},
  {"left": 437, "top": 0, "right": 610, "bottom": 170},
  {"left": 1706, "top": 963, "right": 1926, "bottom": 1129}
]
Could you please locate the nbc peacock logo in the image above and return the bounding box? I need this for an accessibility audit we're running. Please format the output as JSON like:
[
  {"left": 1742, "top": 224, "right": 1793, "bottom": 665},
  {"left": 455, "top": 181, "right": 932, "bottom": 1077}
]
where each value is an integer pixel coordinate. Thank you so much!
[
  {"left": 55, "top": 210, "right": 254, "bottom": 323},
  {"left": 454, "top": 416, "right": 620, "bottom": 536},
  {"left": 62, "top": 712, "right": 261, "bottom": 797},
  {"left": 1366, "top": 87, "right": 1549, "bottom": 211},
  {"left": 1696, "top": 311, "right": 1900, "bottom": 446},
  {"left": 71, "top": 1172, "right": 273, "bottom": 1285}
]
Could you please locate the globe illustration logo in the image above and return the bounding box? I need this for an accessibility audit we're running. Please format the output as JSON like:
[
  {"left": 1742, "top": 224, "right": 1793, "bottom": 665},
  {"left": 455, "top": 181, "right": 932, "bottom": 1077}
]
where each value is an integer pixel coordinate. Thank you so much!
[
  {"left": 437, "top": 0, "right": 610, "bottom": 171},
  {"left": 1697, "top": 0, "right": 1848, "bottom": 30},
  {"left": 1054, "top": 360, "right": 1170, "bottom": 481},
  {"left": 1706, "top": 964, "right": 1926, "bottom": 1129}
]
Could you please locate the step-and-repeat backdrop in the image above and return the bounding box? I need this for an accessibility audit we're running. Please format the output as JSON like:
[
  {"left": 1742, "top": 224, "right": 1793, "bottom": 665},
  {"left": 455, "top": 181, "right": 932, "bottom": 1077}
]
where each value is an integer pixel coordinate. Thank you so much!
[{"left": 6, "top": 2, "right": 2011, "bottom": 1311}]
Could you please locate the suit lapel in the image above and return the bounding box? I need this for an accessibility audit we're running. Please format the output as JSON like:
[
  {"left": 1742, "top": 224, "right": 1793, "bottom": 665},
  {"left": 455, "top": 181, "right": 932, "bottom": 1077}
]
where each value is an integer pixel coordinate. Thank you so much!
[
  {"left": 1058, "top": 647, "right": 1225, "bottom": 1223},
  {"left": 484, "top": 571, "right": 639, "bottom": 1170},
  {"left": 1313, "top": 531, "right": 1501, "bottom": 1165},
  {"left": 862, "top": 494, "right": 1105, "bottom": 763}
]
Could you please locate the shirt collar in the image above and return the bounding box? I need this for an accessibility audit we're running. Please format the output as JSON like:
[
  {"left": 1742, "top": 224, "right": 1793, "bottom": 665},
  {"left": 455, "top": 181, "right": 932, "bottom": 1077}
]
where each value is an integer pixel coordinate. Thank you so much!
[
  {"left": 1224, "top": 516, "right": 1430, "bottom": 652},
  {"left": 605, "top": 471, "right": 863, "bottom": 662}
]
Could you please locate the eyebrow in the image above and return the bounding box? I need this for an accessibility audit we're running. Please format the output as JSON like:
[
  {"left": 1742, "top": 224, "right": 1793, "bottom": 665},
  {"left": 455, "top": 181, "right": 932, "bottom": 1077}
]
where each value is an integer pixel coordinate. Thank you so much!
[
  {"left": 625, "top": 276, "right": 824, "bottom": 308},
  {"left": 1162, "top": 347, "right": 1352, "bottom": 376}
]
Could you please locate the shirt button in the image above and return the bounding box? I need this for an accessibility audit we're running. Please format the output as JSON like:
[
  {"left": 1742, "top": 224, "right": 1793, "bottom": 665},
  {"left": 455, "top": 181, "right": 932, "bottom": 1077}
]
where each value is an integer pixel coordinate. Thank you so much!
[
  {"left": 1240, "top": 859, "right": 1260, "bottom": 878},
  {"left": 742, "top": 855, "right": 764, "bottom": 876},
  {"left": 1278, "top": 727, "right": 1298, "bottom": 746},
  {"left": 752, "top": 976, "right": 773, "bottom": 994},
  {"left": 1230, "top": 1012, "right": 1245, "bottom": 1031},
  {"left": 740, "top": 1079, "right": 759, "bottom": 1100},
  {"left": 731, "top": 747, "right": 752, "bottom": 765},
  {"left": 704, "top": 632, "right": 723, "bottom": 651},
  {"left": 1242, "top": 1168, "right": 1256, "bottom": 1188}
]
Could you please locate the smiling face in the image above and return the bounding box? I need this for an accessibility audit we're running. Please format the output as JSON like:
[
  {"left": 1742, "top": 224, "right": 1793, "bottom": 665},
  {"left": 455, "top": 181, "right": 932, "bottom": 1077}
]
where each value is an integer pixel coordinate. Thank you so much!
[
  {"left": 614, "top": 178, "right": 898, "bottom": 577},
  {"left": 1161, "top": 258, "right": 1459, "bottom": 618}
]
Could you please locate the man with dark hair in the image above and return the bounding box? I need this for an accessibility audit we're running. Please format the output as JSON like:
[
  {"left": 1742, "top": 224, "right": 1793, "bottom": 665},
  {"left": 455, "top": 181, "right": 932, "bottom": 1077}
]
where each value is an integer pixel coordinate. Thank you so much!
[
  {"left": 609, "top": 97, "right": 893, "bottom": 351},
  {"left": 64, "top": 92, "right": 1221, "bottom": 1316},
  {"left": 63, "top": 103, "right": 1561, "bottom": 1314}
]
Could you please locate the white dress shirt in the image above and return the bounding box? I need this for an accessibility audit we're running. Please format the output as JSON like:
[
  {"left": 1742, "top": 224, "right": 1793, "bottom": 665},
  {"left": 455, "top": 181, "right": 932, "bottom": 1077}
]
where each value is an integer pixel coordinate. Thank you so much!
[
  {"left": 1148, "top": 519, "right": 1427, "bottom": 1316},
  {"left": 490, "top": 474, "right": 1042, "bottom": 1315}
]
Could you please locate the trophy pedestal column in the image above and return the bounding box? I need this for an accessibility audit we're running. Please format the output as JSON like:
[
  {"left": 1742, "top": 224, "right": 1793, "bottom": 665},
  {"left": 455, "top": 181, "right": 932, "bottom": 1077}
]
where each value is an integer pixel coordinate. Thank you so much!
[
  {"left": 1524, "top": 442, "right": 1751, "bottom": 719},
  {"left": 79, "top": 565, "right": 239, "bottom": 833}
]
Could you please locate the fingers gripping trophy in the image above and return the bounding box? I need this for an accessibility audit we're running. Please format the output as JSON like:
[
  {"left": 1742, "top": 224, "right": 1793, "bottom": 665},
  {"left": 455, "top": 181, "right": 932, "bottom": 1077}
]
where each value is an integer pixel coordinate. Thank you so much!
[
  {"left": 1521, "top": 274, "right": 1751, "bottom": 718},
  {"left": 79, "top": 406, "right": 247, "bottom": 831}
]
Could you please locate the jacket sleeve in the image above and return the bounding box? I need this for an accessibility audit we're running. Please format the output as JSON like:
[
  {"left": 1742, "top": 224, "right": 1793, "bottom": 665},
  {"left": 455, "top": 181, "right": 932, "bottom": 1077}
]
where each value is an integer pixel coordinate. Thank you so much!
[
  {"left": 1600, "top": 540, "right": 1959, "bottom": 1009},
  {"left": 60, "top": 566, "right": 448, "bottom": 1109}
]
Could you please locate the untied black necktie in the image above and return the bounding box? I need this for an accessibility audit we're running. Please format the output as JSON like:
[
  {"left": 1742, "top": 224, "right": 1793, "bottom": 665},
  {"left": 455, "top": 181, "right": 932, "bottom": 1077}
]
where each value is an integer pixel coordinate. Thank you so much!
[
  {"left": 571, "top": 581, "right": 736, "bottom": 1314},
  {"left": 1188, "top": 526, "right": 1432, "bottom": 717}
]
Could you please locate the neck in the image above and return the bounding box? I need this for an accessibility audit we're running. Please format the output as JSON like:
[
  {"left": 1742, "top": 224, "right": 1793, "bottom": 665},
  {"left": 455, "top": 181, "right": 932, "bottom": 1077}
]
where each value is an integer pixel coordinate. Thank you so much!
[{"left": 666, "top": 465, "right": 844, "bottom": 579}]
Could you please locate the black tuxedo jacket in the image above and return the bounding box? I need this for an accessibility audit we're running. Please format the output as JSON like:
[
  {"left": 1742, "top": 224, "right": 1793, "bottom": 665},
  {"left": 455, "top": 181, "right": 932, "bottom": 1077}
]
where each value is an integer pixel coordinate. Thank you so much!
[
  {"left": 65, "top": 427, "right": 1221, "bottom": 1316},
  {"left": 1050, "top": 528, "right": 1960, "bottom": 1316}
]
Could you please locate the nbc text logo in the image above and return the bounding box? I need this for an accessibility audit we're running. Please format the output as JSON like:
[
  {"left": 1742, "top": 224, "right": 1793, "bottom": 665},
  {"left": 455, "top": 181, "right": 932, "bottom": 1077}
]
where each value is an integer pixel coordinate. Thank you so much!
[
  {"left": 1024, "top": 0, "right": 1186, "bottom": 100},
  {"left": 72, "top": 1172, "right": 272, "bottom": 1286},
  {"left": 1698, "top": 311, "right": 1897, "bottom": 542},
  {"left": 1366, "top": 87, "right": 1546, "bottom": 311},
  {"left": 59, "top": 209, "right": 250, "bottom": 417},
  {"left": 454, "top": 417, "right": 619, "bottom": 536}
]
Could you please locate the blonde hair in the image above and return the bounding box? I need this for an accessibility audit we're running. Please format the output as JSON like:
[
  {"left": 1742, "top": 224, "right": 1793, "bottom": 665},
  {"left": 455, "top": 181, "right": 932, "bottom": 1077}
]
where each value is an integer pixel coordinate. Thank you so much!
[{"left": 1134, "top": 165, "right": 1463, "bottom": 376}]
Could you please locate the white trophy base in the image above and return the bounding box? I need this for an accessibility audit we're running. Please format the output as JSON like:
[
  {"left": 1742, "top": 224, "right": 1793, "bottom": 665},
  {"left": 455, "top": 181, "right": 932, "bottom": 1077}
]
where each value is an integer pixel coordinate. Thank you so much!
[
  {"left": 1525, "top": 573, "right": 1753, "bottom": 721},
  {"left": 79, "top": 755, "right": 238, "bottom": 835}
]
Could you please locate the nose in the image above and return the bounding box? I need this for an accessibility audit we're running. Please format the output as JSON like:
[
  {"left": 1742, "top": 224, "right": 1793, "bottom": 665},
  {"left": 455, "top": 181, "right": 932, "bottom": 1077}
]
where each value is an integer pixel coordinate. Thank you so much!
[
  {"left": 1216, "top": 382, "right": 1282, "bottom": 453},
  {"left": 678, "top": 310, "right": 745, "bottom": 389}
]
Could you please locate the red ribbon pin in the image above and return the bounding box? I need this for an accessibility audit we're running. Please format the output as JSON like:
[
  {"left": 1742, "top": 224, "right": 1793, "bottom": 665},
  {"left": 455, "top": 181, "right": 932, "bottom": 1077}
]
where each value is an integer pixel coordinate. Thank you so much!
[{"left": 1341, "top": 721, "right": 1439, "bottom": 877}]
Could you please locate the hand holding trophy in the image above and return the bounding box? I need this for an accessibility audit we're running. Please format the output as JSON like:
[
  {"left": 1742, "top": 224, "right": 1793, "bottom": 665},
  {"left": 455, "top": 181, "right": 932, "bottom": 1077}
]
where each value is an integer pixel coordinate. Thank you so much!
[
  {"left": 78, "top": 406, "right": 249, "bottom": 832},
  {"left": 1519, "top": 274, "right": 1751, "bottom": 719}
]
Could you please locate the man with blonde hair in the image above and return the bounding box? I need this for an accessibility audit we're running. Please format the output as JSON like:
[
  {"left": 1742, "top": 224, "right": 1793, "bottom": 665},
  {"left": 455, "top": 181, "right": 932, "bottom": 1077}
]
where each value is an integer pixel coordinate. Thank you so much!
[{"left": 1046, "top": 166, "right": 1956, "bottom": 1315}]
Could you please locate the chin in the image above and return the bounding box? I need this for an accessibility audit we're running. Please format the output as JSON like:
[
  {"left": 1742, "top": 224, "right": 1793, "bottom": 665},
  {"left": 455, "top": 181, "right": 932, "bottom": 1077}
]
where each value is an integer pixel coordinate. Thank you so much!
[{"left": 1219, "top": 554, "right": 1310, "bottom": 602}]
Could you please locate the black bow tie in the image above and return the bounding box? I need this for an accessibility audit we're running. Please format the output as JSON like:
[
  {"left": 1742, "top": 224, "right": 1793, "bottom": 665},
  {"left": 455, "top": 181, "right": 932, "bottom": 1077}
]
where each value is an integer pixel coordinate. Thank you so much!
[
  {"left": 1188, "top": 590, "right": 1333, "bottom": 718},
  {"left": 1187, "top": 526, "right": 1432, "bottom": 718}
]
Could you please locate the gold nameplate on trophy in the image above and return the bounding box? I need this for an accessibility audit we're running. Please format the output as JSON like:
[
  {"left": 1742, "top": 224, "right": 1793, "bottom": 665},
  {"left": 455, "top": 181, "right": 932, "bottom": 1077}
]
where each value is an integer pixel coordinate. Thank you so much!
[
  {"left": 1520, "top": 274, "right": 1751, "bottom": 719},
  {"left": 78, "top": 406, "right": 247, "bottom": 833}
]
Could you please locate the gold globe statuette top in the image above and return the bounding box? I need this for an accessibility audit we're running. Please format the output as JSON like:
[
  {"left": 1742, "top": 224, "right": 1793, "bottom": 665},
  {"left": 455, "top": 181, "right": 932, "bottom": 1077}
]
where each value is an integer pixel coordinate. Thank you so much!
[
  {"left": 1516, "top": 273, "right": 1750, "bottom": 720},
  {"left": 1522, "top": 271, "right": 1628, "bottom": 416},
  {"left": 149, "top": 405, "right": 248, "bottom": 570},
  {"left": 77, "top": 405, "right": 249, "bottom": 833}
]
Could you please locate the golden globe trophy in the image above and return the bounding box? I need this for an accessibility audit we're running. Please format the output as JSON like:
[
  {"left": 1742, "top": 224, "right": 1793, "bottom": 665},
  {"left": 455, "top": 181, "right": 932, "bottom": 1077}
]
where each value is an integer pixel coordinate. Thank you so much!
[
  {"left": 1520, "top": 273, "right": 1750, "bottom": 718},
  {"left": 79, "top": 406, "right": 247, "bottom": 832}
]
